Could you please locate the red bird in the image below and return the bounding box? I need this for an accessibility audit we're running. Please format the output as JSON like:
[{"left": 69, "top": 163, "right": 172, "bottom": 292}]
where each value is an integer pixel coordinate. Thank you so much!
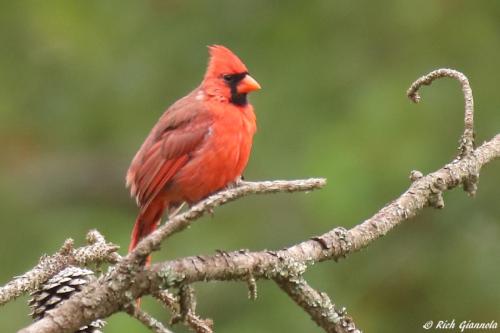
[{"left": 126, "top": 45, "right": 260, "bottom": 256}]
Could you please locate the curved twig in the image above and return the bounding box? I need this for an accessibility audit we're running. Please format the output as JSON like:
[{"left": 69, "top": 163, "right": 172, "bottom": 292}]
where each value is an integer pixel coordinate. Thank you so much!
[
  {"left": 406, "top": 68, "right": 477, "bottom": 195},
  {"left": 407, "top": 68, "right": 474, "bottom": 155}
]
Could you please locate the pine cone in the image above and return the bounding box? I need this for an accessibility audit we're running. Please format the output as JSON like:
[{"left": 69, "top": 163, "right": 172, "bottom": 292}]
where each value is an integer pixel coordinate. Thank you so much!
[{"left": 29, "top": 266, "right": 106, "bottom": 333}]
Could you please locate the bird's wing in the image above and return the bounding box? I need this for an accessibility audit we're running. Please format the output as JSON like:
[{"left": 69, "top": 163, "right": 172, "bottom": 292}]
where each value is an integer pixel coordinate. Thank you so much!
[{"left": 126, "top": 91, "right": 212, "bottom": 208}]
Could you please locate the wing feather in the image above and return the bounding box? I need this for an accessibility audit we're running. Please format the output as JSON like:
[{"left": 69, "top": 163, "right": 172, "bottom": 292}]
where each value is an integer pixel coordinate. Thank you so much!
[{"left": 127, "top": 90, "right": 212, "bottom": 208}]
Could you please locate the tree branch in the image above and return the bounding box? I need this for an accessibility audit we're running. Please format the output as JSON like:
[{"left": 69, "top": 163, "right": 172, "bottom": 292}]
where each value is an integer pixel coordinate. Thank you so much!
[
  {"left": 19, "top": 134, "right": 499, "bottom": 333},
  {"left": 127, "top": 178, "right": 327, "bottom": 267},
  {"left": 13, "top": 69, "right": 500, "bottom": 333},
  {"left": 146, "top": 136, "right": 499, "bottom": 284}
]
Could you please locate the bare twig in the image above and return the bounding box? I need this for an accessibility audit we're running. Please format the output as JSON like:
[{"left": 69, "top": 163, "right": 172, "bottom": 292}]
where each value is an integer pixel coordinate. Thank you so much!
[
  {"left": 177, "top": 285, "right": 196, "bottom": 323},
  {"left": 406, "top": 68, "right": 474, "bottom": 154},
  {"left": 246, "top": 273, "right": 257, "bottom": 301},
  {"left": 269, "top": 256, "right": 360, "bottom": 333},
  {"left": 154, "top": 290, "right": 213, "bottom": 333},
  {"left": 406, "top": 68, "right": 477, "bottom": 194},
  {"left": 128, "top": 179, "right": 327, "bottom": 266},
  {"left": 124, "top": 304, "right": 174, "bottom": 333},
  {"left": 0, "top": 230, "right": 119, "bottom": 306},
  {"left": 276, "top": 276, "right": 360, "bottom": 333}
]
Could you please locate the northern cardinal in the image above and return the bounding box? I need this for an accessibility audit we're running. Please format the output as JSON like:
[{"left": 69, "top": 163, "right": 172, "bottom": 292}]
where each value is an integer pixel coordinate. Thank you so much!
[{"left": 126, "top": 45, "right": 260, "bottom": 259}]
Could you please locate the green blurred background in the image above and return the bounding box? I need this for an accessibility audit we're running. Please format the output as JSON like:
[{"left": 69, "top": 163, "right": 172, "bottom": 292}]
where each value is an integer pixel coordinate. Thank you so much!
[{"left": 1, "top": 1, "right": 499, "bottom": 332}]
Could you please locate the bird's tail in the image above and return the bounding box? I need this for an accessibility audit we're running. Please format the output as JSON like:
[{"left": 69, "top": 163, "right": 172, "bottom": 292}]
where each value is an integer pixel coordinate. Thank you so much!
[
  {"left": 129, "top": 201, "right": 165, "bottom": 265},
  {"left": 129, "top": 202, "right": 165, "bottom": 308}
]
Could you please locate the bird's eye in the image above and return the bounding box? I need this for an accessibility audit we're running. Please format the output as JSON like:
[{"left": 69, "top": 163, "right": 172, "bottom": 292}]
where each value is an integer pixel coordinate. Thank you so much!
[{"left": 223, "top": 74, "right": 234, "bottom": 82}]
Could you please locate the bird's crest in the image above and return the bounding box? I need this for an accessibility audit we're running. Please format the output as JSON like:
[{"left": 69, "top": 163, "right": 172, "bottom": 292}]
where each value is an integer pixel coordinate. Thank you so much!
[{"left": 205, "top": 45, "right": 248, "bottom": 79}]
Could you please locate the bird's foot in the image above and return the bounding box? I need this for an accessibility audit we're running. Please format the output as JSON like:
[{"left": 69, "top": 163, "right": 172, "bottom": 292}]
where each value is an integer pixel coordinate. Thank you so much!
[
  {"left": 168, "top": 202, "right": 186, "bottom": 219},
  {"left": 226, "top": 175, "right": 245, "bottom": 189},
  {"left": 207, "top": 207, "right": 215, "bottom": 217}
]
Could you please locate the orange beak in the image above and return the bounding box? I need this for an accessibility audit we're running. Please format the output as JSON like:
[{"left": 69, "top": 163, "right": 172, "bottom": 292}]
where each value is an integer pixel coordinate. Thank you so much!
[{"left": 237, "top": 74, "right": 261, "bottom": 94}]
